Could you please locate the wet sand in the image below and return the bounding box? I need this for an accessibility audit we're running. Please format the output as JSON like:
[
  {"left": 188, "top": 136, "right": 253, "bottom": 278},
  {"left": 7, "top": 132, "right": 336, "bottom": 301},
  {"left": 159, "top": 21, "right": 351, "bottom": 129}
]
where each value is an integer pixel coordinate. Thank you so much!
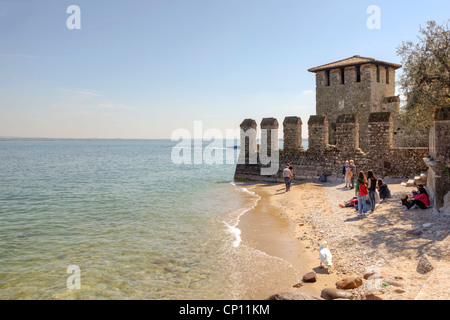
[{"left": 237, "top": 183, "right": 339, "bottom": 298}]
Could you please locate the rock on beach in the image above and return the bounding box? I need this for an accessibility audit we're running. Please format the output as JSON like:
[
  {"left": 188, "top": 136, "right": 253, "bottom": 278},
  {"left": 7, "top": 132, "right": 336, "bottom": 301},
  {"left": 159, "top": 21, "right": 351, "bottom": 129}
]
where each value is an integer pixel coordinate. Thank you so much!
[
  {"left": 320, "top": 288, "right": 353, "bottom": 300},
  {"left": 267, "top": 292, "right": 323, "bottom": 300},
  {"left": 302, "top": 271, "right": 317, "bottom": 283},
  {"left": 335, "top": 276, "right": 363, "bottom": 289}
]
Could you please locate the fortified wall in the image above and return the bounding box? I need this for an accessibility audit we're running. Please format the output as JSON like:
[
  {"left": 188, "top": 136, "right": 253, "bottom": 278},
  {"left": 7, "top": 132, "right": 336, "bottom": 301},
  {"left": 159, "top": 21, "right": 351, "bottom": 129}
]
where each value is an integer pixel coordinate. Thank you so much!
[
  {"left": 234, "top": 111, "right": 428, "bottom": 181},
  {"left": 234, "top": 55, "right": 449, "bottom": 213}
]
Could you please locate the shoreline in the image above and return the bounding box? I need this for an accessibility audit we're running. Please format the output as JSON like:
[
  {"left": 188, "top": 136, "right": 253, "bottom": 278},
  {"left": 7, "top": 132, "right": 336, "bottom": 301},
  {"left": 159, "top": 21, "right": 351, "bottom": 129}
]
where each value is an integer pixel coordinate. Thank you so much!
[{"left": 237, "top": 179, "right": 450, "bottom": 300}]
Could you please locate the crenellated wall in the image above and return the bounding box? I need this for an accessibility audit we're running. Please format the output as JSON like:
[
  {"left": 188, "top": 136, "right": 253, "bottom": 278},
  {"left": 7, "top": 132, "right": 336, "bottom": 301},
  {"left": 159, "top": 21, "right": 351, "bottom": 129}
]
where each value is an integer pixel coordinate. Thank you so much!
[{"left": 235, "top": 111, "right": 429, "bottom": 182}]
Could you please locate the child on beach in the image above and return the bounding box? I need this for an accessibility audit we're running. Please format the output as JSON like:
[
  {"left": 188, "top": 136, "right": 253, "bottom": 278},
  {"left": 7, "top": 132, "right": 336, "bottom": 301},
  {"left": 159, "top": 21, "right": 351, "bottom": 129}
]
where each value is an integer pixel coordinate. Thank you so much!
[
  {"left": 367, "top": 170, "right": 377, "bottom": 213},
  {"left": 342, "top": 160, "right": 350, "bottom": 188},
  {"left": 348, "top": 160, "right": 356, "bottom": 189},
  {"left": 355, "top": 171, "right": 368, "bottom": 217}
]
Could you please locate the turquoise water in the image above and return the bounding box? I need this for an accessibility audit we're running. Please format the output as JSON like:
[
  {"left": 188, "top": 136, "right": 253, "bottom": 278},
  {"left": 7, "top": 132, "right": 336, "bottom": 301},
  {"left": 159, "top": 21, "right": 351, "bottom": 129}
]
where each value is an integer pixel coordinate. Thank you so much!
[{"left": 0, "top": 139, "right": 307, "bottom": 300}]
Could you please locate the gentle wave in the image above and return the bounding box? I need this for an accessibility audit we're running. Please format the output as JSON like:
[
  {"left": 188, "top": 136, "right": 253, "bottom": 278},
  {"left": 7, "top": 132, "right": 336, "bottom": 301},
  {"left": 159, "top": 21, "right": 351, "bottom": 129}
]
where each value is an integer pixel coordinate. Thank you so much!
[{"left": 222, "top": 184, "right": 261, "bottom": 248}]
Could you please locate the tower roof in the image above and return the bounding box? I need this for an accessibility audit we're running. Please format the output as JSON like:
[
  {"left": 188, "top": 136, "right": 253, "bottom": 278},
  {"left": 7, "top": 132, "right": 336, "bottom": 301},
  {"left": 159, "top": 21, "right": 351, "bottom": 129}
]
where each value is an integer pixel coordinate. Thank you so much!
[{"left": 307, "top": 55, "right": 402, "bottom": 73}]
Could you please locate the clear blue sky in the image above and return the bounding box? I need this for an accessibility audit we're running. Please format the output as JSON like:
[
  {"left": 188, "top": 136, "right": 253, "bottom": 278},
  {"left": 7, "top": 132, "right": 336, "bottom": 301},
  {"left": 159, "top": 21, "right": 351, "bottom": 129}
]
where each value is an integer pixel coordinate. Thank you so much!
[{"left": 0, "top": 0, "right": 448, "bottom": 139}]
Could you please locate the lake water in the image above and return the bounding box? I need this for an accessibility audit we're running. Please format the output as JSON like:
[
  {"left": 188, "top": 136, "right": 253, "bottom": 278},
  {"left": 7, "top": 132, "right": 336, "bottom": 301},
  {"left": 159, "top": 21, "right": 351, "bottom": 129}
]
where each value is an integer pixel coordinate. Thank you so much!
[{"left": 0, "top": 139, "right": 307, "bottom": 299}]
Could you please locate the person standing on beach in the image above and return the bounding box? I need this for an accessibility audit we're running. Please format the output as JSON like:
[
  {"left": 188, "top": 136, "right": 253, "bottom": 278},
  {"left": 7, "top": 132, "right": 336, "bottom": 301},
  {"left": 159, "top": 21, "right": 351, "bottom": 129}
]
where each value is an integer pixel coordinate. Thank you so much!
[
  {"left": 342, "top": 160, "right": 350, "bottom": 188},
  {"left": 283, "top": 163, "right": 292, "bottom": 192},
  {"left": 355, "top": 171, "right": 368, "bottom": 217},
  {"left": 348, "top": 160, "right": 356, "bottom": 189},
  {"left": 289, "top": 164, "right": 294, "bottom": 185},
  {"left": 367, "top": 170, "right": 377, "bottom": 213}
]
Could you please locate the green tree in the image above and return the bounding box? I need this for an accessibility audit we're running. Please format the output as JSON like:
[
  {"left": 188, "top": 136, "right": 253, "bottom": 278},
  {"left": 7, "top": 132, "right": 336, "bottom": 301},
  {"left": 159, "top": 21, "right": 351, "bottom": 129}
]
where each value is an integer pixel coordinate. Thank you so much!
[{"left": 396, "top": 20, "right": 450, "bottom": 130}]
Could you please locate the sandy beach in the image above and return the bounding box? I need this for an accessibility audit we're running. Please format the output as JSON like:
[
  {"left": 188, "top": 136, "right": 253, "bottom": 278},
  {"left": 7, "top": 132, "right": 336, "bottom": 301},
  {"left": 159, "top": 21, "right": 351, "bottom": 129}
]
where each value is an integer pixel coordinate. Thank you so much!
[{"left": 238, "top": 179, "right": 450, "bottom": 300}]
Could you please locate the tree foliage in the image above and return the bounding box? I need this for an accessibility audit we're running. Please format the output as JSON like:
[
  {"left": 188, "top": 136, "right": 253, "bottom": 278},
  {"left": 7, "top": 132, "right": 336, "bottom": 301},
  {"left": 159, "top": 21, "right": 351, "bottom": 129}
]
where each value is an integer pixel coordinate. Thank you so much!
[{"left": 396, "top": 20, "right": 450, "bottom": 130}]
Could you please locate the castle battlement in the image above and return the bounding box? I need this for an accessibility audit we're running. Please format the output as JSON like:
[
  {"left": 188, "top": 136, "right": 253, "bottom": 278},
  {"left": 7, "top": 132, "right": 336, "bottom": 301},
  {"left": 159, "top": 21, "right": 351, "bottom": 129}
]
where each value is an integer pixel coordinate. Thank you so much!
[
  {"left": 235, "top": 53, "right": 450, "bottom": 212},
  {"left": 235, "top": 55, "right": 450, "bottom": 214},
  {"left": 235, "top": 111, "right": 429, "bottom": 182}
]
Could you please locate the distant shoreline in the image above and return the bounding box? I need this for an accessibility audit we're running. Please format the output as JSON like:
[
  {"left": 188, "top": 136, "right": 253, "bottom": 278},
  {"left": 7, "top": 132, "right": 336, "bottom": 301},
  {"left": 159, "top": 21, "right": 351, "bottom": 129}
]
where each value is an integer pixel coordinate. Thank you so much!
[
  {"left": 0, "top": 137, "right": 173, "bottom": 142},
  {"left": 0, "top": 137, "right": 309, "bottom": 145}
]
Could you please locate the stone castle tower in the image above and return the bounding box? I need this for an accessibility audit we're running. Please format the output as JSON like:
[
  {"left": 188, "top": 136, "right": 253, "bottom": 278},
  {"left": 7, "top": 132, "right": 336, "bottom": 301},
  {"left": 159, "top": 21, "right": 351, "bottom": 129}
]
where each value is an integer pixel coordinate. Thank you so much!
[{"left": 308, "top": 55, "right": 402, "bottom": 150}]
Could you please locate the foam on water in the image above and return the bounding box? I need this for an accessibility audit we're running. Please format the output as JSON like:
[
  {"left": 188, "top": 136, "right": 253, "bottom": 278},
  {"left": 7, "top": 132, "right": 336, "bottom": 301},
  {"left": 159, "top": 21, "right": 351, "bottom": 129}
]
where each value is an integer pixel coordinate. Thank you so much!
[{"left": 222, "top": 184, "right": 261, "bottom": 248}]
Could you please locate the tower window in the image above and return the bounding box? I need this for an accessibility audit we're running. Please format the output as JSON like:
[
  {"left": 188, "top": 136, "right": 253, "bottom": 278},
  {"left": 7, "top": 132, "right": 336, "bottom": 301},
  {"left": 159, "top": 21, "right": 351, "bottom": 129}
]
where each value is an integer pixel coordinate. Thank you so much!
[
  {"left": 376, "top": 65, "right": 380, "bottom": 82},
  {"left": 326, "top": 69, "right": 330, "bottom": 86},
  {"left": 386, "top": 68, "right": 390, "bottom": 84},
  {"left": 356, "top": 65, "right": 361, "bottom": 82},
  {"left": 340, "top": 67, "right": 345, "bottom": 84}
]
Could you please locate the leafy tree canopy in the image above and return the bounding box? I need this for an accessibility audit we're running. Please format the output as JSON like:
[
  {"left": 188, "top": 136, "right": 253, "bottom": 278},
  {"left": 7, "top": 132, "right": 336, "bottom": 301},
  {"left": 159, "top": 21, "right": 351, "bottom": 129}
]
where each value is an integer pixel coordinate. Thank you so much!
[{"left": 396, "top": 20, "right": 450, "bottom": 130}]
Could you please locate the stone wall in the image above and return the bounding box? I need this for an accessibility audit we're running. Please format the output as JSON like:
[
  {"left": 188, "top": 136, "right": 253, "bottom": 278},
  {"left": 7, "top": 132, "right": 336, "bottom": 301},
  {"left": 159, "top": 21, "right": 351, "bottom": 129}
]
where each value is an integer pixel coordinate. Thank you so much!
[
  {"left": 235, "top": 111, "right": 428, "bottom": 182},
  {"left": 282, "top": 117, "right": 303, "bottom": 153},
  {"left": 314, "top": 63, "right": 400, "bottom": 150},
  {"left": 431, "top": 106, "right": 450, "bottom": 212}
]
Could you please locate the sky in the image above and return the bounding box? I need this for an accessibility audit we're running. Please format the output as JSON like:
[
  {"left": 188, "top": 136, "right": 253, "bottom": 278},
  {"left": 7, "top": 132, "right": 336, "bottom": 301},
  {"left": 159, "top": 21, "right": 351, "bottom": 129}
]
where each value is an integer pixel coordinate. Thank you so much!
[{"left": 0, "top": 0, "right": 449, "bottom": 139}]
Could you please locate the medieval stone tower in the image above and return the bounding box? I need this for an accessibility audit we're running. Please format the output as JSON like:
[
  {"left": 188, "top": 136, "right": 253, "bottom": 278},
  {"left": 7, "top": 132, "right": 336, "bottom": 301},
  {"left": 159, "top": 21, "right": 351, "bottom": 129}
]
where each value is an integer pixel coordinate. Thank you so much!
[{"left": 308, "top": 55, "right": 402, "bottom": 150}]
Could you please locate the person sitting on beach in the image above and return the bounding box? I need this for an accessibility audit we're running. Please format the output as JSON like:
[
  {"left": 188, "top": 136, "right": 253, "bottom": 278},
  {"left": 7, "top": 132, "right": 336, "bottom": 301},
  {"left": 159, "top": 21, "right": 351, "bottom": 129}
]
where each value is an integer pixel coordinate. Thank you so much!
[
  {"left": 377, "top": 179, "right": 391, "bottom": 202},
  {"left": 405, "top": 185, "right": 430, "bottom": 210},
  {"left": 283, "top": 163, "right": 292, "bottom": 192},
  {"left": 339, "top": 196, "right": 358, "bottom": 208},
  {"left": 401, "top": 193, "right": 409, "bottom": 206}
]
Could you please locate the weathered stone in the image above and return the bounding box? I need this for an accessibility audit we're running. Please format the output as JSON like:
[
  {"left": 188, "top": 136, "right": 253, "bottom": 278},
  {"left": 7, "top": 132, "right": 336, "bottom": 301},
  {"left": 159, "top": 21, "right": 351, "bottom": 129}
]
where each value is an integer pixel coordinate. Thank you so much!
[
  {"left": 336, "top": 276, "right": 363, "bottom": 289},
  {"left": 363, "top": 266, "right": 389, "bottom": 280},
  {"left": 320, "top": 288, "right": 353, "bottom": 300},
  {"left": 433, "top": 106, "right": 450, "bottom": 211},
  {"left": 308, "top": 56, "right": 400, "bottom": 150},
  {"left": 406, "top": 227, "right": 423, "bottom": 236},
  {"left": 266, "top": 292, "right": 323, "bottom": 300},
  {"left": 302, "top": 271, "right": 317, "bottom": 283},
  {"left": 384, "top": 279, "right": 404, "bottom": 287},
  {"left": 417, "top": 254, "right": 434, "bottom": 274},
  {"left": 362, "top": 292, "right": 383, "bottom": 300}
]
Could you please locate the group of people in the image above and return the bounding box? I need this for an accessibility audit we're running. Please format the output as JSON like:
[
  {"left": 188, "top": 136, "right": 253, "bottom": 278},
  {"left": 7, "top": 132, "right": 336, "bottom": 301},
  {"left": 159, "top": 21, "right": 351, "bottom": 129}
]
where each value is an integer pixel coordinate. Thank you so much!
[
  {"left": 353, "top": 170, "right": 391, "bottom": 218},
  {"left": 282, "top": 161, "right": 431, "bottom": 216},
  {"left": 342, "top": 160, "right": 430, "bottom": 218},
  {"left": 342, "top": 161, "right": 392, "bottom": 218},
  {"left": 401, "top": 185, "right": 430, "bottom": 210}
]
